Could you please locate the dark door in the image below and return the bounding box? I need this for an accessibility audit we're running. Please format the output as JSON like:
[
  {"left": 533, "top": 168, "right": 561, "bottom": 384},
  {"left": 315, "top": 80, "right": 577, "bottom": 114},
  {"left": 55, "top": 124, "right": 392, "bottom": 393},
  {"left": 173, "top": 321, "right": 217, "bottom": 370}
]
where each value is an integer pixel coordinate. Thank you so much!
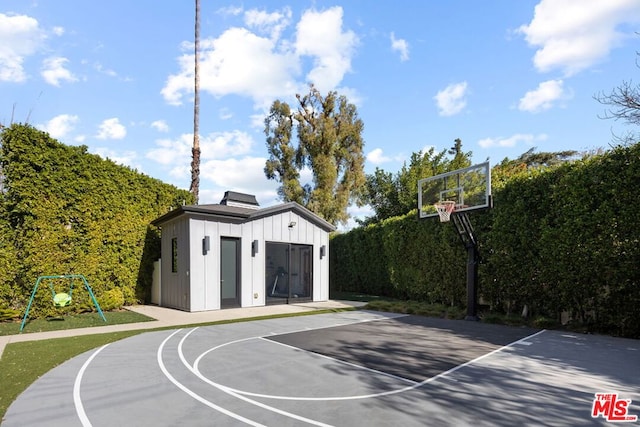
[
  {"left": 265, "top": 242, "right": 312, "bottom": 304},
  {"left": 220, "top": 237, "right": 240, "bottom": 308}
]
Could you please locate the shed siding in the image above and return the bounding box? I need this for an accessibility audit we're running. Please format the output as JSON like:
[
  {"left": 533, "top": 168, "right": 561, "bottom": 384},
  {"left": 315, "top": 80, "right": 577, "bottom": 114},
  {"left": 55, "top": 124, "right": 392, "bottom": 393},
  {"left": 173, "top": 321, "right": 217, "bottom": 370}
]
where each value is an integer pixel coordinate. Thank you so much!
[
  {"left": 254, "top": 211, "right": 330, "bottom": 305},
  {"left": 158, "top": 205, "right": 331, "bottom": 312},
  {"left": 160, "top": 216, "right": 190, "bottom": 311},
  {"left": 188, "top": 219, "right": 246, "bottom": 311},
  {"left": 188, "top": 218, "right": 220, "bottom": 311}
]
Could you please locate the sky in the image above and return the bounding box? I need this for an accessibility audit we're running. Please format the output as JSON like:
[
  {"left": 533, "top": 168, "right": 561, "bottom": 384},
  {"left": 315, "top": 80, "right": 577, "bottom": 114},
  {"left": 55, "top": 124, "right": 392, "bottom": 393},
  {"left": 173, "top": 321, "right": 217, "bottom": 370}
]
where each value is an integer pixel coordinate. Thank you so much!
[{"left": 1, "top": 0, "right": 639, "bottom": 227}]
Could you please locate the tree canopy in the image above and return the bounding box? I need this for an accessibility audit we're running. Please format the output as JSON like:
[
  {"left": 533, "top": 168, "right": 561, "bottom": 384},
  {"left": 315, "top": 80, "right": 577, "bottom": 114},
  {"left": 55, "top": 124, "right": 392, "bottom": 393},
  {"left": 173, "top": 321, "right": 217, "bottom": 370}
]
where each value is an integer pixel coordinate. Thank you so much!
[
  {"left": 362, "top": 139, "right": 471, "bottom": 224},
  {"left": 492, "top": 147, "right": 579, "bottom": 188},
  {"left": 264, "top": 85, "right": 366, "bottom": 225}
]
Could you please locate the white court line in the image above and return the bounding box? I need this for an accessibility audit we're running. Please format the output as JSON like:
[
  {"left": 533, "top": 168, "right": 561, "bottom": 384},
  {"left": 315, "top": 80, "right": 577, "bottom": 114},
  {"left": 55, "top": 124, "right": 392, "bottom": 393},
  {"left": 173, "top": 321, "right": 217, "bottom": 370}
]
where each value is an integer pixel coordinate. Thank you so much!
[
  {"left": 266, "top": 312, "right": 409, "bottom": 339},
  {"left": 261, "top": 337, "right": 419, "bottom": 385},
  {"left": 178, "top": 328, "right": 335, "bottom": 427},
  {"left": 419, "top": 329, "right": 547, "bottom": 386},
  {"left": 209, "top": 329, "right": 549, "bottom": 401},
  {"left": 157, "top": 329, "right": 266, "bottom": 427},
  {"left": 74, "top": 344, "right": 110, "bottom": 427},
  {"left": 188, "top": 313, "right": 409, "bottom": 367}
]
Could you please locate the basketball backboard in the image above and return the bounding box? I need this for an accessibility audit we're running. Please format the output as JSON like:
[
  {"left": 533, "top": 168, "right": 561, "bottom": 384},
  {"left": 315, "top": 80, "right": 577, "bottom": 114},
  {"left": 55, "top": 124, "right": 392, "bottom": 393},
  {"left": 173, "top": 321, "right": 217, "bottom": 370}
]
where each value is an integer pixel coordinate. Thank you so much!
[{"left": 418, "top": 161, "right": 491, "bottom": 219}]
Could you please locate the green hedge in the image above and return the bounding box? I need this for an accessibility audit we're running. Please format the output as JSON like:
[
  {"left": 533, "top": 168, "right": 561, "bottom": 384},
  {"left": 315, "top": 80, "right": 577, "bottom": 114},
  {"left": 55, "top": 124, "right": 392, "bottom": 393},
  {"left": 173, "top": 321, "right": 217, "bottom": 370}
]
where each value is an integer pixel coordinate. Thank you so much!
[
  {"left": 331, "top": 143, "right": 640, "bottom": 337},
  {"left": 331, "top": 213, "right": 467, "bottom": 305},
  {"left": 0, "top": 124, "right": 192, "bottom": 318}
]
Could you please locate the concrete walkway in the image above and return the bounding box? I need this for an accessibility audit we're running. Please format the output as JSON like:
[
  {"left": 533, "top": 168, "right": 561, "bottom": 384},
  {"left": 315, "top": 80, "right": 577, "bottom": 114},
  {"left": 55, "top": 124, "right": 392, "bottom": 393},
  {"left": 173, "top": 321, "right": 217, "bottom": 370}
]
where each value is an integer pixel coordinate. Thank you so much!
[{"left": 0, "top": 300, "right": 366, "bottom": 359}]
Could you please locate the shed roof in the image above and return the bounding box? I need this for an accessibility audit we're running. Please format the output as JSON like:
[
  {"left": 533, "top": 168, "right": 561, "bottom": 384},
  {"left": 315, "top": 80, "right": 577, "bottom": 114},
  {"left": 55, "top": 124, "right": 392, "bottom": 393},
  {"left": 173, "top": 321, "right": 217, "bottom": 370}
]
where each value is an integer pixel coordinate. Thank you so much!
[{"left": 152, "top": 201, "right": 336, "bottom": 232}]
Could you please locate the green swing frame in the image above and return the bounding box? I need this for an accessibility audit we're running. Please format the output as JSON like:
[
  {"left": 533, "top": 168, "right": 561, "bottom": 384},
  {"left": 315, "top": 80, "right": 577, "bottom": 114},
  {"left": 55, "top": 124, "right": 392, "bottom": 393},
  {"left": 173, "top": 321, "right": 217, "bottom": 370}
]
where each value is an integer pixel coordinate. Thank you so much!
[{"left": 20, "top": 274, "right": 107, "bottom": 332}]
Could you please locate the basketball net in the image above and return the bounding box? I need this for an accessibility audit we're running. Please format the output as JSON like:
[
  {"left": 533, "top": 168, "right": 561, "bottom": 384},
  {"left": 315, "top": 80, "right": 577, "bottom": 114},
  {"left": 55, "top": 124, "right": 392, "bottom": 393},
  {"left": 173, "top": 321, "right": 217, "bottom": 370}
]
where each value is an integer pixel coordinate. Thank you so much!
[{"left": 434, "top": 200, "right": 456, "bottom": 222}]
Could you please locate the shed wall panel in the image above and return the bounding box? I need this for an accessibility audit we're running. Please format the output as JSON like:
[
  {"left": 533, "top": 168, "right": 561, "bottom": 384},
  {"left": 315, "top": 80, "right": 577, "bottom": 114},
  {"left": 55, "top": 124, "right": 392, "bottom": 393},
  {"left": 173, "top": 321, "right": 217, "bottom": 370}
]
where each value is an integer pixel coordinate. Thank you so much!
[
  {"left": 160, "top": 216, "right": 190, "bottom": 311},
  {"left": 158, "top": 204, "right": 331, "bottom": 312}
]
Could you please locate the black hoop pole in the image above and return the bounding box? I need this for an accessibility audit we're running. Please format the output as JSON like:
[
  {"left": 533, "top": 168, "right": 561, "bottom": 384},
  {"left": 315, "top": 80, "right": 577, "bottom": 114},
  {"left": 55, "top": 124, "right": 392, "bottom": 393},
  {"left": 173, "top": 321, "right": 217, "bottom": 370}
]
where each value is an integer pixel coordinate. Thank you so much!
[{"left": 451, "top": 213, "right": 479, "bottom": 321}]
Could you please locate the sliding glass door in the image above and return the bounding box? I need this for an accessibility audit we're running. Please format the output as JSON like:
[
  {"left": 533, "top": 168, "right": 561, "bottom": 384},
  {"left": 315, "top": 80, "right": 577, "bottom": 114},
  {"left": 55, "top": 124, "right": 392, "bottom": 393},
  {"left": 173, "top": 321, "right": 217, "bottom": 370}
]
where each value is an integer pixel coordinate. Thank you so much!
[{"left": 265, "top": 242, "right": 312, "bottom": 304}]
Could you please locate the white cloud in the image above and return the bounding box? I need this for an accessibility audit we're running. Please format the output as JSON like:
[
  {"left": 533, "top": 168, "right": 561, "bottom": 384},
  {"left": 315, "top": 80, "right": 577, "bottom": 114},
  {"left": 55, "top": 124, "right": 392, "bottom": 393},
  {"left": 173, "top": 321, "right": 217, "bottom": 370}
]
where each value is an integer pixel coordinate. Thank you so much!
[
  {"left": 420, "top": 145, "right": 436, "bottom": 156},
  {"left": 295, "top": 7, "right": 359, "bottom": 93},
  {"left": 478, "top": 133, "right": 548, "bottom": 148},
  {"left": 200, "top": 157, "right": 271, "bottom": 189},
  {"left": 340, "top": 204, "right": 375, "bottom": 232},
  {"left": 217, "top": 6, "right": 244, "bottom": 17},
  {"left": 146, "top": 135, "right": 192, "bottom": 166},
  {"left": 41, "top": 56, "right": 77, "bottom": 86},
  {"left": 366, "top": 148, "right": 391, "bottom": 165},
  {"left": 197, "top": 156, "right": 281, "bottom": 207},
  {"left": 390, "top": 32, "right": 409, "bottom": 62},
  {"left": 518, "top": 79, "right": 569, "bottom": 113},
  {"left": 162, "top": 27, "right": 299, "bottom": 108},
  {"left": 434, "top": 81, "right": 468, "bottom": 116},
  {"left": 203, "top": 131, "right": 253, "bottom": 158},
  {"left": 161, "top": 6, "right": 358, "bottom": 109},
  {"left": 244, "top": 7, "right": 292, "bottom": 40},
  {"left": 151, "top": 120, "right": 169, "bottom": 132},
  {"left": 52, "top": 26, "right": 65, "bottom": 36},
  {"left": 0, "top": 13, "right": 44, "bottom": 82},
  {"left": 96, "top": 118, "right": 127, "bottom": 140},
  {"left": 299, "top": 166, "right": 313, "bottom": 187},
  {"left": 250, "top": 112, "right": 267, "bottom": 129},
  {"left": 219, "top": 108, "right": 233, "bottom": 120},
  {"left": 93, "top": 147, "right": 140, "bottom": 170},
  {"left": 518, "top": 0, "right": 640, "bottom": 76},
  {"left": 94, "top": 63, "right": 118, "bottom": 78},
  {"left": 39, "top": 114, "right": 78, "bottom": 139},
  {"left": 146, "top": 130, "right": 255, "bottom": 176}
]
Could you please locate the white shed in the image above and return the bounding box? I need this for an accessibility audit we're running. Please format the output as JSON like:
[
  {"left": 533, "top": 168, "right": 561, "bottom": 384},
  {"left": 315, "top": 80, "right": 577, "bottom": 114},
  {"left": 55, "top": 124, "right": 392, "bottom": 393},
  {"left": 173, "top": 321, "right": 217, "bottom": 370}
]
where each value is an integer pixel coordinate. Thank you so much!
[{"left": 151, "top": 191, "right": 336, "bottom": 311}]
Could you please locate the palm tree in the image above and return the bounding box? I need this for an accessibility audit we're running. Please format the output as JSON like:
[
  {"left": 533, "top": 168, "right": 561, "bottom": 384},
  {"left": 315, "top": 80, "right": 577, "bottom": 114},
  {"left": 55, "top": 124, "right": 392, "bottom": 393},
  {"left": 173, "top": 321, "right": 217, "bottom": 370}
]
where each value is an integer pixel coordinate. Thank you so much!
[{"left": 189, "top": 0, "right": 201, "bottom": 204}]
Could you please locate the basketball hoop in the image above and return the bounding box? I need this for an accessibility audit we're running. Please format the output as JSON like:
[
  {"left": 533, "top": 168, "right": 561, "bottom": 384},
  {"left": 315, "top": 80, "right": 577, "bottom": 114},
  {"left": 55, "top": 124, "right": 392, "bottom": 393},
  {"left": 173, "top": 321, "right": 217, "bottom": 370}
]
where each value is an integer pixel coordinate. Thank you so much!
[{"left": 434, "top": 200, "right": 456, "bottom": 222}]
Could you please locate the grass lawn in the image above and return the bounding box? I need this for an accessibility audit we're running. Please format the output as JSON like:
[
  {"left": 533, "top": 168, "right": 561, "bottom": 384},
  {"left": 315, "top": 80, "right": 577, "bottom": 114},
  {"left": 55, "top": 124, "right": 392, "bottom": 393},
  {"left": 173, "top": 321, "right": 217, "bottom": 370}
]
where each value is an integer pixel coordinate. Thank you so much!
[
  {"left": 0, "top": 310, "right": 155, "bottom": 336},
  {"left": 0, "top": 331, "right": 143, "bottom": 420}
]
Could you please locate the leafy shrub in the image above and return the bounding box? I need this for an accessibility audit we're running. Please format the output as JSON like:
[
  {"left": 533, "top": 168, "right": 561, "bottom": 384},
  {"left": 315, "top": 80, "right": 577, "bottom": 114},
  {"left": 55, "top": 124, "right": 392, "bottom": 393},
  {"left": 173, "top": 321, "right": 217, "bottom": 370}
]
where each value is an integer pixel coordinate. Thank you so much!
[
  {"left": 532, "top": 316, "right": 558, "bottom": 329},
  {"left": 98, "top": 288, "right": 125, "bottom": 311},
  {"left": 0, "top": 124, "right": 192, "bottom": 319},
  {"left": 332, "top": 142, "right": 640, "bottom": 338},
  {"left": 0, "top": 307, "right": 20, "bottom": 321}
]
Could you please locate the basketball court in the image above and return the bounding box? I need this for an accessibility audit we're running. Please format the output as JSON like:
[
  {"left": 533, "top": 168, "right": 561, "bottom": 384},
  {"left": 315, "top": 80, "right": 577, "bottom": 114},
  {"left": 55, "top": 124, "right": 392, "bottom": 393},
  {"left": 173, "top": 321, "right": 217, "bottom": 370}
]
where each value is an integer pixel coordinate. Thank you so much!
[
  {"left": 4, "top": 163, "right": 639, "bottom": 426},
  {"left": 4, "top": 310, "right": 639, "bottom": 426}
]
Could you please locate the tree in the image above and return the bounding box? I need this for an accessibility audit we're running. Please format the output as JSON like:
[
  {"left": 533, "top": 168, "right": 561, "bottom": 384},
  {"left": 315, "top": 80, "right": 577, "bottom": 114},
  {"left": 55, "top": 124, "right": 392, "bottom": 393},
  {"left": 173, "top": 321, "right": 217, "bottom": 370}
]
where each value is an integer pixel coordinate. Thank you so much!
[
  {"left": 362, "top": 140, "right": 471, "bottom": 224},
  {"left": 189, "top": 0, "right": 201, "bottom": 204},
  {"left": 396, "top": 147, "right": 450, "bottom": 212},
  {"left": 447, "top": 138, "right": 472, "bottom": 170},
  {"left": 594, "top": 51, "right": 640, "bottom": 144},
  {"left": 363, "top": 168, "right": 400, "bottom": 223},
  {"left": 492, "top": 147, "right": 578, "bottom": 188},
  {"left": 264, "top": 85, "right": 366, "bottom": 225}
]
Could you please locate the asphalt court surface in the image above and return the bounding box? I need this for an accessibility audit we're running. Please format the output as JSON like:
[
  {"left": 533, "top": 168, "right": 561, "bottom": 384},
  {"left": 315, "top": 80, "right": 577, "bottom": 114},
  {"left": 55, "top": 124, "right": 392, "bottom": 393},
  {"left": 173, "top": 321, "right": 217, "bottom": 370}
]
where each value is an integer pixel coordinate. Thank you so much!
[
  {"left": 265, "top": 315, "right": 539, "bottom": 383},
  {"left": 4, "top": 310, "right": 640, "bottom": 427}
]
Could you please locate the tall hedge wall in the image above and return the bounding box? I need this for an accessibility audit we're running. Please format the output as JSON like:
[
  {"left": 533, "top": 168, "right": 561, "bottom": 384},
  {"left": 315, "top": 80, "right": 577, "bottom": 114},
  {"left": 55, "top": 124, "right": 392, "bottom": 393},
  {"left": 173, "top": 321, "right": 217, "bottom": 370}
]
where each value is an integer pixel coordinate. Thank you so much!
[
  {"left": 0, "top": 124, "right": 192, "bottom": 317},
  {"left": 331, "top": 143, "right": 640, "bottom": 337}
]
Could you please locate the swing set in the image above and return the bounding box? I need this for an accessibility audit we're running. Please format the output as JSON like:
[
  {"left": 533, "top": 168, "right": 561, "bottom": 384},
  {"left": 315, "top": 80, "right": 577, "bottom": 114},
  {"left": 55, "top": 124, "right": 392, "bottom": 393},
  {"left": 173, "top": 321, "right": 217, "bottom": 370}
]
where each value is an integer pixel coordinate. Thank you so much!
[{"left": 20, "top": 274, "right": 107, "bottom": 332}]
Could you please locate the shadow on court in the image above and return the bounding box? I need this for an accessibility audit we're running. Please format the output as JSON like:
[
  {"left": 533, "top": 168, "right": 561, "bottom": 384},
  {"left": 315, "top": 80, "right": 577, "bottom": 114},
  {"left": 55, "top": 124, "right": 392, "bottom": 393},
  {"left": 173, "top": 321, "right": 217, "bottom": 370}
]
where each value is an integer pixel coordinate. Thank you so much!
[
  {"left": 265, "top": 315, "right": 640, "bottom": 426},
  {"left": 5, "top": 311, "right": 639, "bottom": 426},
  {"left": 266, "top": 315, "right": 540, "bottom": 383}
]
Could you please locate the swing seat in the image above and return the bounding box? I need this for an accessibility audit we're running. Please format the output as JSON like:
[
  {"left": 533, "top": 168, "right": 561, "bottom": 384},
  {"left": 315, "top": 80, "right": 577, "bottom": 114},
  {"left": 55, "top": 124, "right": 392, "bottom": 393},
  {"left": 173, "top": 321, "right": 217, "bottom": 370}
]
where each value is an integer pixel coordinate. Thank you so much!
[{"left": 53, "top": 292, "right": 72, "bottom": 307}]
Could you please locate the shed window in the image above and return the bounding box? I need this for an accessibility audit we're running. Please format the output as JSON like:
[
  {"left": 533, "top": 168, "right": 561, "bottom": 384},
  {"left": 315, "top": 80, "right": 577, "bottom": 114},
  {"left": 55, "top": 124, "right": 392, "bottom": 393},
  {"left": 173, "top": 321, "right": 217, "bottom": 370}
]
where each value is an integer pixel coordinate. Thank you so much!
[{"left": 171, "top": 237, "right": 178, "bottom": 273}]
